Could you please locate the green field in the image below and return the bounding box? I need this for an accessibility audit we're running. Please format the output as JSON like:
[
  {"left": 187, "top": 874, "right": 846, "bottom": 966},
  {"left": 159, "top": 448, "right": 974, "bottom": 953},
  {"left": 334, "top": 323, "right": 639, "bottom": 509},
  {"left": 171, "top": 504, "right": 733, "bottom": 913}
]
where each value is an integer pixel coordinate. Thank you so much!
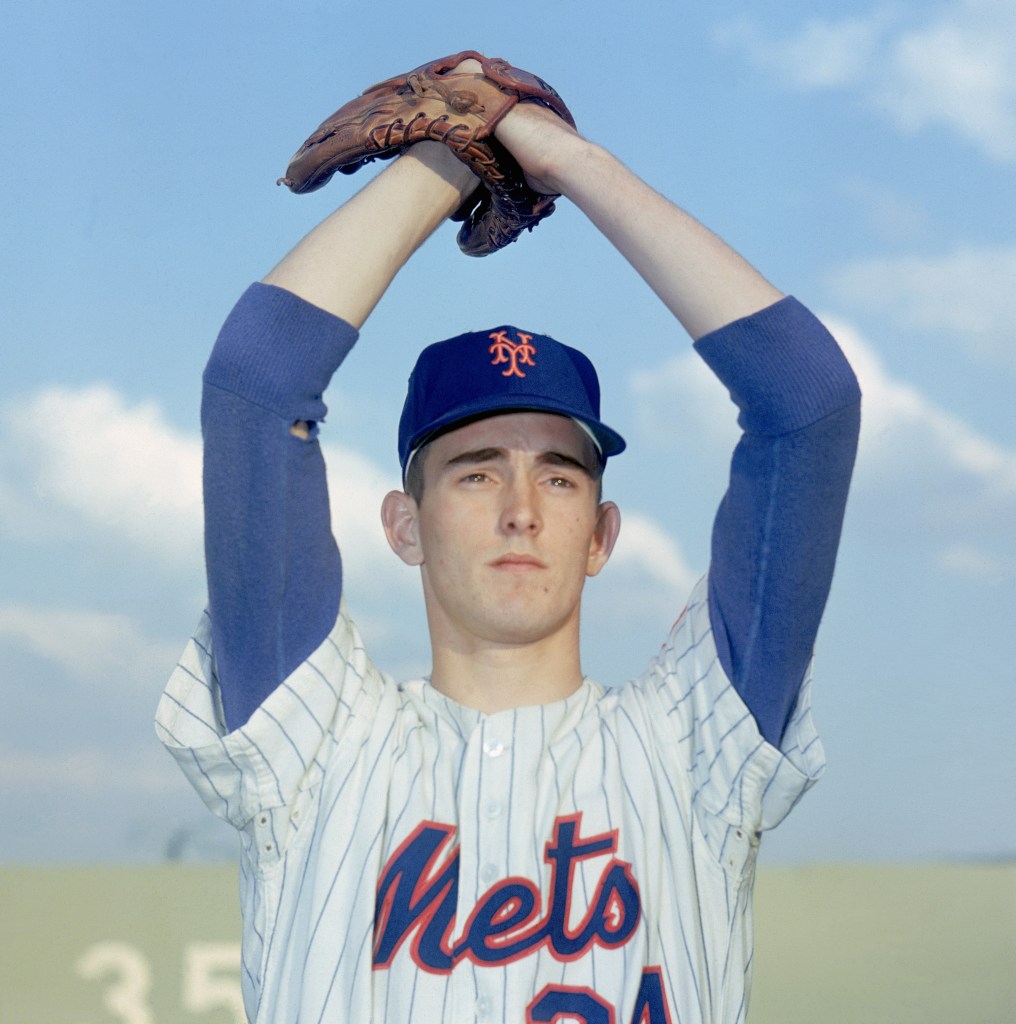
[
  {"left": 2, "top": 862, "right": 1013, "bottom": 1023},
  {"left": 752, "top": 863, "right": 1016, "bottom": 1023}
]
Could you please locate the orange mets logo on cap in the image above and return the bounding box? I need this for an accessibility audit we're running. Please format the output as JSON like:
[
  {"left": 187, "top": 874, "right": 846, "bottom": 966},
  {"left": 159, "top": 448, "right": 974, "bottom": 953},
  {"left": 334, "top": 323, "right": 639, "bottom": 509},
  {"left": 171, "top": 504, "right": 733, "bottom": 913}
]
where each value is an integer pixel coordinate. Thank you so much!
[{"left": 488, "top": 329, "right": 536, "bottom": 379}]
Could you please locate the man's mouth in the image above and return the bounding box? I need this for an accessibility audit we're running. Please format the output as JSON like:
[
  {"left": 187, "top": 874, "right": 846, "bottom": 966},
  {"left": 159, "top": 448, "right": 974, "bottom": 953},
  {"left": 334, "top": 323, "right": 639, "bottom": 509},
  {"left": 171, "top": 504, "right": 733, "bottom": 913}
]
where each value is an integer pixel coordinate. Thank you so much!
[{"left": 490, "top": 554, "right": 546, "bottom": 570}]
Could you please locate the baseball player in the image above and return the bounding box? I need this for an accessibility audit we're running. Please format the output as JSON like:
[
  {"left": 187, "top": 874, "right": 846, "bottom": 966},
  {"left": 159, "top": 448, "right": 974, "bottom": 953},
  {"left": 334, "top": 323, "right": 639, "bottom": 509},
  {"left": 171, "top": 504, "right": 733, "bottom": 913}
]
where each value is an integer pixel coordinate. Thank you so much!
[{"left": 157, "top": 55, "right": 860, "bottom": 1024}]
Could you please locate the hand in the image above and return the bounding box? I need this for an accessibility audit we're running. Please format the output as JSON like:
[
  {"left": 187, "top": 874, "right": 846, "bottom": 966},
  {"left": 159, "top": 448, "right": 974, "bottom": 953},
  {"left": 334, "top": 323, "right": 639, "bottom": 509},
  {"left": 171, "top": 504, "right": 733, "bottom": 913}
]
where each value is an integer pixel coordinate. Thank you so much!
[{"left": 444, "top": 57, "right": 581, "bottom": 196}]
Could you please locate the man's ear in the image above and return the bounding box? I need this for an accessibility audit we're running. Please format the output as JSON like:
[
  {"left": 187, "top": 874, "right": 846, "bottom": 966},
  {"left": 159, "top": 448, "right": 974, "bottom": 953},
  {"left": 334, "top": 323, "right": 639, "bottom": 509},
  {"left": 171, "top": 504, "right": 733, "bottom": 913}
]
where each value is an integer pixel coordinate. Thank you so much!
[
  {"left": 381, "top": 490, "right": 424, "bottom": 566},
  {"left": 587, "top": 500, "right": 621, "bottom": 578}
]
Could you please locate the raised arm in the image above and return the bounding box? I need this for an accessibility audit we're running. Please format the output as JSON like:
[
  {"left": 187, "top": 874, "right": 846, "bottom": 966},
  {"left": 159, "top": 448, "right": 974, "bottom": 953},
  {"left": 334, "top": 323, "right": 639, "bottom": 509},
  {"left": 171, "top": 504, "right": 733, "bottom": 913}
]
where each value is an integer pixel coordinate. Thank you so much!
[
  {"left": 204, "top": 145, "right": 477, "bottom": 730},
  {"left": 263, "top": 143, "right": 476, "bottom": 326},
  {"left": 494, "top": 101, "right": 860, "bottom": 745},
  {"left": 493, "top": 103, "right": 783, "bottom": 339}
]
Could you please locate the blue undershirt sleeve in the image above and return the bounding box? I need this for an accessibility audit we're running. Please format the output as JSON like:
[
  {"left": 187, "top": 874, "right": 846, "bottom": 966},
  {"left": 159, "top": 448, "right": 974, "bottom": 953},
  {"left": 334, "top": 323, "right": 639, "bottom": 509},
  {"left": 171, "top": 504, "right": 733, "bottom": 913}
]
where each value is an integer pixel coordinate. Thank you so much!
[
  {"left": 693, "top": 297, "right": 861, "bottom": 746},
  {"left": 201, "top": 283, "right": 359, "bottom": 732}
]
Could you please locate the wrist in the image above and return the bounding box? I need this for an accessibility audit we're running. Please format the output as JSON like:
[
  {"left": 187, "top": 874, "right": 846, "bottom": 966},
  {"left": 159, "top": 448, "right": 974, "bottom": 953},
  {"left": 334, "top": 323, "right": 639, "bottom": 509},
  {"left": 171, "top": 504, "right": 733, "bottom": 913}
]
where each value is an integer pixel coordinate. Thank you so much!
[
  {"left": 401, "top": 142, "right": 479, "bottom": 205},
  {"left": 493, "top": 102, "right": 591, "bottom": 196}
]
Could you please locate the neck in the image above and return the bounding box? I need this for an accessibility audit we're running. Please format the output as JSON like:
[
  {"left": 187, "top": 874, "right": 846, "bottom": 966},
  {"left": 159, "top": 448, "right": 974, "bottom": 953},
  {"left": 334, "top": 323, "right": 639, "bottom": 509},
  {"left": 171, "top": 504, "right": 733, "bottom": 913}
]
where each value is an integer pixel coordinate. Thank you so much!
[{"left": 428, "top": 628, "right": 585, "bottom": 714}]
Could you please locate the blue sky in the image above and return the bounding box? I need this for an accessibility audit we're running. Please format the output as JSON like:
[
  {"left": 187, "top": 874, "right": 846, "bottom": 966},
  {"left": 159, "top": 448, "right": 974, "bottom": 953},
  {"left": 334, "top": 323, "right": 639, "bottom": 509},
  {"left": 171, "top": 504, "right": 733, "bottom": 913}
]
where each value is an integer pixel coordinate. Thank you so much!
[{"left": 2, "top": 0, "right": 1013, "bottom": 863}]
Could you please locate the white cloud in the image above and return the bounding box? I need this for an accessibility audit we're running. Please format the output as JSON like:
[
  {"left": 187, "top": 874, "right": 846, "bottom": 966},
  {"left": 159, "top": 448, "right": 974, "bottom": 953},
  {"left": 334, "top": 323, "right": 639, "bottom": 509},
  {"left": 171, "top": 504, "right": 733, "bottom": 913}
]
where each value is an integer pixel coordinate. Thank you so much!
[
  {"left": 626, "top": 316, "right": 1015, "bottom": 584},
  {"left": 881, "top": 4, "right": 1016, "bottom": 163},
  {"left": 716, "top": 13, "right": 887, "bottom": 89},
  {"left": 581, "top": 508, "right": 702, "bottom": 685},
  {"left": 826, "top": 316, "right": 1016, "bottom": 577},
  {"left": 322, "top": 442, "right": 416, "bottom": 596},
  {"left": 829, "top": 316, "right": 1014, "bottom": 482},
  {"left": 717, "top": 1, "right": 1016, "bottom": 163},
  {"left": 0, "top": 603, "right": 181, "bottom": 689},
  {"left": 0, "top": 382, "right": 433, "bottom": 678},
  {"left": 320, "top": 441, "right": 428, "bottom": 670},
  {"left": 608, "top": 511, "right": 698, "bottom": 600},
  {"left": 0, "top": 384, "right": 425, "bottom": 590},
  {"left": 0, "top": 384, "right": 202, "bottom": 565},
  {"left": 629, "top": 348, "right": 738, "bottom": 453},
  {"left": 827, "top": 244, "right": 1016, "bottom": 369}
]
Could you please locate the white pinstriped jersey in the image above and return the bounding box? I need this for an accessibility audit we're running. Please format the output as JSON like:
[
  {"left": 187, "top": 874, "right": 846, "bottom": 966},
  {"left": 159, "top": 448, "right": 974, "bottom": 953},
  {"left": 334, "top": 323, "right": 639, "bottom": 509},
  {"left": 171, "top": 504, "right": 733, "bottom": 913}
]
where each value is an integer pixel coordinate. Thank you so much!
[{"left": 156, "top": 577, "right": 824, "bottom": 1024}]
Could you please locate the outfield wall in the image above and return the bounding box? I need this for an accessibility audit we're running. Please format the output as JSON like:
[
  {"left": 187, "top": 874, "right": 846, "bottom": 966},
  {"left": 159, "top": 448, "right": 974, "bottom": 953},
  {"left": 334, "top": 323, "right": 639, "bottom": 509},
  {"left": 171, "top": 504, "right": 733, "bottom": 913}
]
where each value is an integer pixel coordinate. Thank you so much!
[{"left": 2, "top": 862, "right": 1013, "bottom": 1023}]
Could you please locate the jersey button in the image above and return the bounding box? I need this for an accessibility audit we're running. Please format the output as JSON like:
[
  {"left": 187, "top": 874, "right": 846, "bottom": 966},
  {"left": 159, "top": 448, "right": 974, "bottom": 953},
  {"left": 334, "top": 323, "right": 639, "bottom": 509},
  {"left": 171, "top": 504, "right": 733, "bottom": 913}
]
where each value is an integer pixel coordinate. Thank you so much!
[
  {"left": 475, "top": 996, "right": 492, "bottom": 1018},
  {"left": 480, "top": 863, "right": 498, "bottom": 884},
  {"left": 483, "top": 740, "right": 505, "bottom": 758},
  {"left": 484, "top": 800, "right": 502, "bottom": 819}
]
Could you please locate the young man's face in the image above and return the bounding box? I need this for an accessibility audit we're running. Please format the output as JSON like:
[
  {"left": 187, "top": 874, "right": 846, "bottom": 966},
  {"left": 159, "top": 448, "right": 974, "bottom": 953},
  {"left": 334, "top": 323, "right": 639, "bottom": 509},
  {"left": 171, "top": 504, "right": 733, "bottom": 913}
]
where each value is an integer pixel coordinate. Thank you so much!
[{"left": 385, "top": 411, "right": 620, "bottom": 653}]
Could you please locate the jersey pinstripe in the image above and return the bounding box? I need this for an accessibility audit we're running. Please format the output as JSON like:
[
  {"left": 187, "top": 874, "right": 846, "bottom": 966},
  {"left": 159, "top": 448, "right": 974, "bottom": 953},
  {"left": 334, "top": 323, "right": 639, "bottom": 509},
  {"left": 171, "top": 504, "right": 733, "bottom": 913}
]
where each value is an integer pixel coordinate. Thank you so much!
[{"left": 156, "top": 577, "right": 824, "bottom": 1024}]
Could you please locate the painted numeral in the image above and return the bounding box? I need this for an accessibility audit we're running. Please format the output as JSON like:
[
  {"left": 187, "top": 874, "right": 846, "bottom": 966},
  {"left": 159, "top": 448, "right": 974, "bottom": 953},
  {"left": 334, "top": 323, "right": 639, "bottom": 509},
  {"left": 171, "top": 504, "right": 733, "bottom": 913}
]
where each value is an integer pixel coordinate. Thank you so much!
[
  {"left": 75, "top": 942, "right": 155, "bottom": 1024},
  {"left": 75, "top": 941, "right": 243, "bottom": 1023},
  {"left": 181, "top": 943, "right": 245, "bottom": 1023}
]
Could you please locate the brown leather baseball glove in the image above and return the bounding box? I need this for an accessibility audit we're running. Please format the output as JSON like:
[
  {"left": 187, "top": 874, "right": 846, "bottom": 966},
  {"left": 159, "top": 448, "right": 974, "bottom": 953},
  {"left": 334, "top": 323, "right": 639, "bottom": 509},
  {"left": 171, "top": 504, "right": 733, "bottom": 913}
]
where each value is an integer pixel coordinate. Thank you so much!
[{"left": 278, "top": 50, "right": 576, "bottom": 257}]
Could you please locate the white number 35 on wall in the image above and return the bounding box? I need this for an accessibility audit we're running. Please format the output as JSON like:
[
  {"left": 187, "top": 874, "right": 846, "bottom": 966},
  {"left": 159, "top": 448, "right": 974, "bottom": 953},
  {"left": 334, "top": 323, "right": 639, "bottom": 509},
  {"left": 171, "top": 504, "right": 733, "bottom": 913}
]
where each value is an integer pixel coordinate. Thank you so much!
[{"left": 75, "top": 941, "right": 245, "bottom": 1024}]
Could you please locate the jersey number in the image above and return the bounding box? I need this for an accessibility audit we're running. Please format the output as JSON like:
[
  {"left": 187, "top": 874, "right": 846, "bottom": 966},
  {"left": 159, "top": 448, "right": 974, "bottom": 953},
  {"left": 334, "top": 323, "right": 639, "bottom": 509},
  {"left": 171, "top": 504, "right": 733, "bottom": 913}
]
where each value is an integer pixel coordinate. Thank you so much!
[{"left": 526, "top": 968, "right": 672, "bottom": 1024}]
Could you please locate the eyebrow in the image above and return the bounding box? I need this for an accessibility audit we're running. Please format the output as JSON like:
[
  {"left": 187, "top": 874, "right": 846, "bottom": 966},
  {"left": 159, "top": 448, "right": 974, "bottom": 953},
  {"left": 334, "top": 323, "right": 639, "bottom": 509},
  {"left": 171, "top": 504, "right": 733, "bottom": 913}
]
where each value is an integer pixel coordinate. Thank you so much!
[
  {"left": 444, "top": 447, "right": 596, "bottom": 476},
  {"left": 445, "top": 447, "right": 505, "bottom": 467}
]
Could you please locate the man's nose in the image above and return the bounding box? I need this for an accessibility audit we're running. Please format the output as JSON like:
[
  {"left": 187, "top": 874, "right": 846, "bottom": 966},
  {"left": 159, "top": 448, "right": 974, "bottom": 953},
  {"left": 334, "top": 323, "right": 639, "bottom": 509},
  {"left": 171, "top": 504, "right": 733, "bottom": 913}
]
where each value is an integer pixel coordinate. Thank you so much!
[{"left": 499, "top": 477, "right": 541, "bottom": 534}]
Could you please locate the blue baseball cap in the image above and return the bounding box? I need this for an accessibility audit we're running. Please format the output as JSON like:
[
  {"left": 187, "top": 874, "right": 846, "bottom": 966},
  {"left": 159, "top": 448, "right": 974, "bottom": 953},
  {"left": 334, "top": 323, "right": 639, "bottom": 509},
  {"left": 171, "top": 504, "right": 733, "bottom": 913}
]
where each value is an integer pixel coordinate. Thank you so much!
[{"left": 398, "top": 325, "right": 626, "bottom": 477}]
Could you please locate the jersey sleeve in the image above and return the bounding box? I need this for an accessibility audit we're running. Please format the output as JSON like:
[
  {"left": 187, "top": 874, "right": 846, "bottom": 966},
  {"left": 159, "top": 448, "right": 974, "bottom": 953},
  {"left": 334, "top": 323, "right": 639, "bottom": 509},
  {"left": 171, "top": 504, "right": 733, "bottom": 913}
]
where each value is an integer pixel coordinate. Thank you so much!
[
  {"left": 200, "top": 283, "right": 359, "bottom": 732},
  {"left": 636, "top": 576, "right": 825, "bottom": 841},
  {"left": 155, "top": 599, "right": 388, "bottom": 835},
  {"left": 693, "top": 297, "right": 861, "bottom": 745}
]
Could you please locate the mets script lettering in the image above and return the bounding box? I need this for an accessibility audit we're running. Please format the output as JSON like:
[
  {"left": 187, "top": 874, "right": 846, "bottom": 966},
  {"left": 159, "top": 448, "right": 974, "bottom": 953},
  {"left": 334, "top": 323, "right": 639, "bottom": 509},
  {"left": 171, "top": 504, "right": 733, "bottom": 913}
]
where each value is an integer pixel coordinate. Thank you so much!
[
  {"left": 489, "top": 329, "right": 537, "bottom": 378},
  {"left": 374, "top": 814, "right": 640, "bottom": 972}
]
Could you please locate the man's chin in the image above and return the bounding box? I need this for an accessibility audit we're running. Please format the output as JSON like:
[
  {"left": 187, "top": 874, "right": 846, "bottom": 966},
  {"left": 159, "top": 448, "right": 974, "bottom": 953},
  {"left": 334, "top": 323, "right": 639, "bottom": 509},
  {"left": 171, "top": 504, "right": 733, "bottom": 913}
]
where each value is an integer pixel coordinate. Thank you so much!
[{"left": 478, "top": 603, "right": 579, "bottom": 648}]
